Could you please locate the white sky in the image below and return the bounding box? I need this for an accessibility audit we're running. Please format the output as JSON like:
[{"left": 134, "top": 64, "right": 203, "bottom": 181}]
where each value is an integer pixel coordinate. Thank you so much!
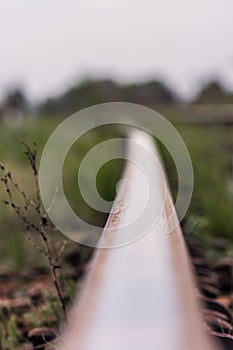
[{"left": 0, "top": 0, "right": 233, "bottom": 102}]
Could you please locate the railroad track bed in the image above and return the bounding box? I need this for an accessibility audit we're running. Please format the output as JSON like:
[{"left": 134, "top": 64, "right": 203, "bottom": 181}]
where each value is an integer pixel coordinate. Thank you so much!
[
  {"left": 0, "top": 234, "right": 232, "bottom": 350},
  {"left": 185, "top": 235, "right": 233, "bottom": 350},
  {"left": 56, "top": 237, "right": 233, "bottom": 350}
]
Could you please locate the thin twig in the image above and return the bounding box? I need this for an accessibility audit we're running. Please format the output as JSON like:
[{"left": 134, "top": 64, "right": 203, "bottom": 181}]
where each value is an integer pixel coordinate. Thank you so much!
[{"left": 0, "top": 142, "right": 68, "bottom": 323}]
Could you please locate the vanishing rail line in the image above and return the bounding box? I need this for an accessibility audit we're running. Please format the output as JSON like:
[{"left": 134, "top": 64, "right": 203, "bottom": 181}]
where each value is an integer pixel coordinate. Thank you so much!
[{"left": 58, "top": 130, "right": 221, "bottom": 350}]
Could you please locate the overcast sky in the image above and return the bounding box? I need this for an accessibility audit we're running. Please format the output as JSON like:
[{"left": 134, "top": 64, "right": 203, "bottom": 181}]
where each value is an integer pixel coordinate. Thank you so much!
[{"left": 0, "top": 0, "right": 233, "bottom": 101}]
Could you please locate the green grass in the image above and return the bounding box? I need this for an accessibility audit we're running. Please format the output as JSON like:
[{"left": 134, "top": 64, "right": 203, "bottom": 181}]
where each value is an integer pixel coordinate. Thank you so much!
[
  {"left": 0, "top": 117, "right": 123, "bottom": 268},
  {"left": 161, "top": 122, "right": 233, "bottom": 246},
  {"left": 0, "top": 115, "right": 233, "bottom": 268}
]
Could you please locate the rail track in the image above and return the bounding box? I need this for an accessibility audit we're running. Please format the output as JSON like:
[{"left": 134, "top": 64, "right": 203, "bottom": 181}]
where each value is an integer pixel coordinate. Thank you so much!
[{"left": 58, "top": 129, "right": 224, "bottom": 350}]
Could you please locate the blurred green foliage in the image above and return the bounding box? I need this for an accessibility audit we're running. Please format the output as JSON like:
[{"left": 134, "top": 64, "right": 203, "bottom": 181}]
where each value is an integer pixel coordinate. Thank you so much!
[
  {"left": 0, "top": 113, "right": 232, "bottom": 268},
  {"left": 0, "top": 118, "right": 123, "bottom": 268},
  {"left": 160, "top": 123, "right": 233, "bottom": 241}
]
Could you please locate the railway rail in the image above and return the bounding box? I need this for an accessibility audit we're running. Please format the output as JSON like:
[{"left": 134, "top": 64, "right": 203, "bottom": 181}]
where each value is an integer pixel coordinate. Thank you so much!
[{"left": 58, "top": 129, "right": 223, "bottom": 350}]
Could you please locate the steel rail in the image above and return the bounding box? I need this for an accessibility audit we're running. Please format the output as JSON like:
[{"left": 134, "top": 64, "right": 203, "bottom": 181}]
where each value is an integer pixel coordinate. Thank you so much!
[{"left": 58, "top": 129, "right": 220, "bottom": 350}]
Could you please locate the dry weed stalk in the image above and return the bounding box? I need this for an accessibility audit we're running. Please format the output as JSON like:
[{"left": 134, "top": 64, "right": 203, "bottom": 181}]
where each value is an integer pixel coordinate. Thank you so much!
[{"left": 0, "top": 141, "right": 67, "bottom": 323}]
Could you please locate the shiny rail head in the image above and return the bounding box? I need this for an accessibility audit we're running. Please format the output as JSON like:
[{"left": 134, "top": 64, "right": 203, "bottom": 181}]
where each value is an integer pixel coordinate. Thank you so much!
[{"left": 39, "top": 102, "right": 194, "bottom": 248}]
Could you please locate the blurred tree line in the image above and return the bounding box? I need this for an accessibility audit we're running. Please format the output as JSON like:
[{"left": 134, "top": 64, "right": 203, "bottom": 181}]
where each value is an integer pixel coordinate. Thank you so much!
[
  {"left": 38, "top": 79, "right": 176, "bottom": 116},
  {"left": 0, "top": 89, "right": 28, "bottom": 122},
  {"left": 0, "top": 79, "right": 233, "bottom": 119}
]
